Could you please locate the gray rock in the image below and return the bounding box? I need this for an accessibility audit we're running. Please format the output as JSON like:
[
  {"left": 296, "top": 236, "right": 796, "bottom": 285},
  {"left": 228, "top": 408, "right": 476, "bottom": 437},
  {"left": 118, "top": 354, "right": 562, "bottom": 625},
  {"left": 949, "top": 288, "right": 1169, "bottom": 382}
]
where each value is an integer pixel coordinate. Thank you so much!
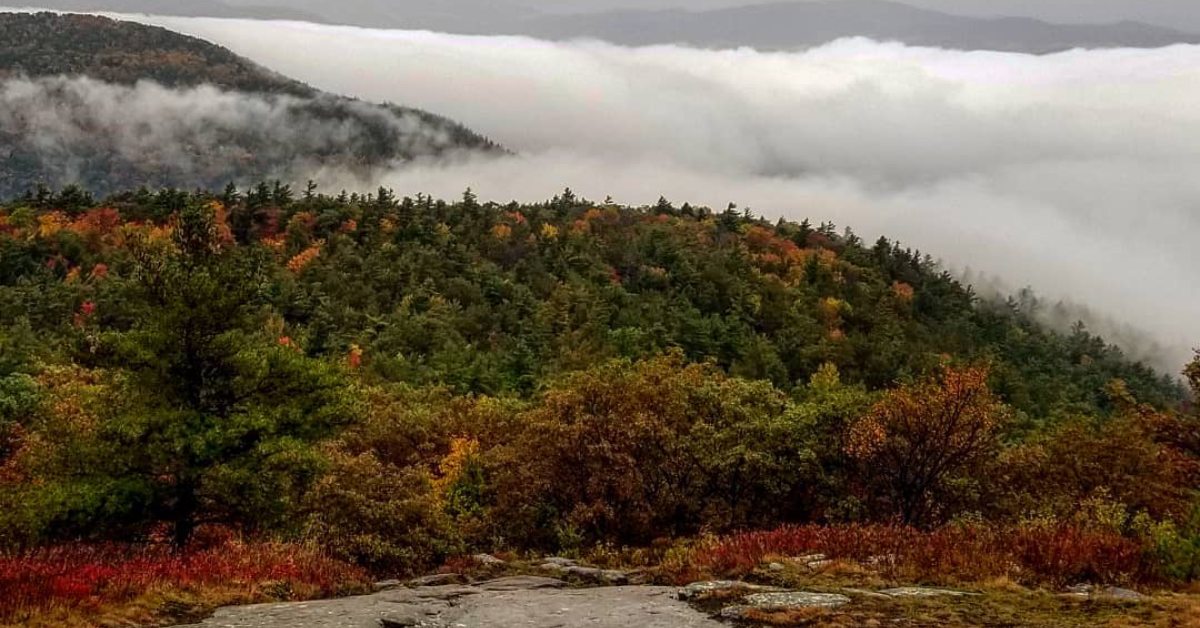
[
  {"left": 767, "top": 562, "right": 786, "bottom": 572},
  {"left": 624, "top": 568, "right": 653, "bottom": 586},
  {"left": 743, "top": 591, "right": 852, "bottom": 609},
  {"left": 406, "top": 573, "right": 465, "bottom": 587},
  {"left": 402, "top": 585, "right": 480, "bottom": 601},
  {"left": 178, "top": 584, "right": 721, "bottom": 627},
  {"left": 540, "top": 556, "right": 578, "bottom": 567},
  {"left": 788, "top": 553, "right": 833, "bottom": 570},
  {"left": 540, "top": 563, "right": 629, "bottom": 585},
  {"left": 720, "top": 591, "right": 852, "bottom": 619},
  {"left": 378, "top": 612, "right": 423, "bottom": 627},
  {"left": 475, "top": 575, "right": 567, "bottom": 591},
  {"left": 1061, "top": 584, "right": 1145, "bottom": 601},
  {"left": 842, "top": 587, "right": 894, "bottom": 600},
  {"left": 471, "top": 553, "right": 505, "bottom": 566},
  {"left": 373, "top": 580, "right": 403, "bottom": 591},
  {"left": 880, "top": 587, "right": 977, "bottom": 598},
  {"left": 1101, "top": 586, "right": 1147, "bottom": 601},
  {"left": 676, "top": 580, "right": 781, "bottom": 601}
]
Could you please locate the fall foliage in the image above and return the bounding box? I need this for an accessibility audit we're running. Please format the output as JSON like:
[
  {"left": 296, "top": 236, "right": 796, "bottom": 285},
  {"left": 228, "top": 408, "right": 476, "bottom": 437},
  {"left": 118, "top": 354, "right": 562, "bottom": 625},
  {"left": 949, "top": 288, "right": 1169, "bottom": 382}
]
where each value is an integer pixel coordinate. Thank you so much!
[{"left": 0, "top": 184, "right": 1196, "bottom": 626}]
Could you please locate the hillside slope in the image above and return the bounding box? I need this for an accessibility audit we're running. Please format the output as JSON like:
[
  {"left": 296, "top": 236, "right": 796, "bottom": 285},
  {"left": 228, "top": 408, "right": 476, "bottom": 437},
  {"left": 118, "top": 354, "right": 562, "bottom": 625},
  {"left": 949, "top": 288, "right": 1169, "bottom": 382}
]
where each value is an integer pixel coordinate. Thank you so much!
[
  {"left": 0, "top": 12, "right": 500, "bottom": 199},
  {"left": 0, "top": 11, "right": 314, "bottom": 94}
]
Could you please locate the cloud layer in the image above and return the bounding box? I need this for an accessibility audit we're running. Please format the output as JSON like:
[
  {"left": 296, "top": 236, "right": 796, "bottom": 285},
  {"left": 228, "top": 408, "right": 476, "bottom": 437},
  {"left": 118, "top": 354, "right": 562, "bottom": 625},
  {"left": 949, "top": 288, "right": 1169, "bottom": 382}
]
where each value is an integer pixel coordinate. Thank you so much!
[
  {"left": 0, "top": 74, "right": 474, "bottom": 197},
  {"left": 8, "top": 10, "right": 1198, "bottom": 370}
]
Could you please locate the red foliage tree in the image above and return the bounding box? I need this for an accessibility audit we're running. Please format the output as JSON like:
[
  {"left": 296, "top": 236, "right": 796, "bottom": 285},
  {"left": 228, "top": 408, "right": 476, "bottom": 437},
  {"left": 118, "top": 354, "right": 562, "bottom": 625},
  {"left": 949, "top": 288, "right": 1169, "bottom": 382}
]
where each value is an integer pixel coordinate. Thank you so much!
[{"left": 847, "top": 364, "right": 1009, "bottom": 526}]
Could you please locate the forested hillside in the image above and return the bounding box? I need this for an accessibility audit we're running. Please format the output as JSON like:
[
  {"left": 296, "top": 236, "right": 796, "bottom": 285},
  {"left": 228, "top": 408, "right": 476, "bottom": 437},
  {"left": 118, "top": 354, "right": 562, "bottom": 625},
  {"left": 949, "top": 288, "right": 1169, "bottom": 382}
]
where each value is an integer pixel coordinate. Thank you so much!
[
  {"left": 0, "top": 13, "right": 500, "bottom": 199},
  {"left": 1, "top": 186, "right": 1196, "bottom": 624},
  {"left": 0, "top": 12, "right": 308, "bottom": 94}
]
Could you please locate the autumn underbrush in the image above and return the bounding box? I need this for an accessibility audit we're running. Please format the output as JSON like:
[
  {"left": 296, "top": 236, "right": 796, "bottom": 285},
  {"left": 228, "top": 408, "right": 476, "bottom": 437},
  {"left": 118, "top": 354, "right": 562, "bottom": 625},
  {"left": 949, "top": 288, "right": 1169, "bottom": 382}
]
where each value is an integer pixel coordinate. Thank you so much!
[
  {"left": 734, "top": 588, "right": 1200, "bottom": 628},
  {"left": 661, "top": 523, "right": 1157, "bottom": 588},
  {"left": 0, "top": 538, "right": 370, "bottom": 628}
]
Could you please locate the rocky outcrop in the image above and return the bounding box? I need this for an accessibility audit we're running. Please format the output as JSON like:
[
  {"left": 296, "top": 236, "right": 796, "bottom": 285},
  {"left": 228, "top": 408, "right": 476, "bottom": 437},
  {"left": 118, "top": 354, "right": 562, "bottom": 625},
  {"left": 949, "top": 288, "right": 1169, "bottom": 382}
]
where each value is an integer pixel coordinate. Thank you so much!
[
  {"left": 537, "top": 558, "right": 630, "bottom": 585},
  {"left": 176, "top": 578, "right": 721, "bottom": 628},
  {"left": 676, "top": 580, "right": 782, "bottom": 601},
  {"left": 720, "top": 591, "right": 852, "bottom": 619},
  {"left": 1063, "top": 584, "right": 1147, "bottom": 601}
]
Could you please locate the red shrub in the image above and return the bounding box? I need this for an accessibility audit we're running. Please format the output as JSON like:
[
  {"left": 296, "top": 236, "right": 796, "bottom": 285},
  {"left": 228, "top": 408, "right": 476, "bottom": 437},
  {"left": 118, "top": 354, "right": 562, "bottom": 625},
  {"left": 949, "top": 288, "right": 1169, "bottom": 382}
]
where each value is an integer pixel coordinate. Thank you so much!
[{"left": 0, "top": 540, "right": 367, "bottom": 623}]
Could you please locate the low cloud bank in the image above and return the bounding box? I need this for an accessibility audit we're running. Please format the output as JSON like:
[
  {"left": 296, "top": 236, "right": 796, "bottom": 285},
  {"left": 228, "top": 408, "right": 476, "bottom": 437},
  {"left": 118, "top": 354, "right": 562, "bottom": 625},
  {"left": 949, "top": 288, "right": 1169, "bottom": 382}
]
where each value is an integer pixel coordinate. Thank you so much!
[
  {"left": 7, "top": 9, "right": 1198, "bottom": 371},
  {"left": 0, "top": 74, "right": 469, "bottom": 197}
]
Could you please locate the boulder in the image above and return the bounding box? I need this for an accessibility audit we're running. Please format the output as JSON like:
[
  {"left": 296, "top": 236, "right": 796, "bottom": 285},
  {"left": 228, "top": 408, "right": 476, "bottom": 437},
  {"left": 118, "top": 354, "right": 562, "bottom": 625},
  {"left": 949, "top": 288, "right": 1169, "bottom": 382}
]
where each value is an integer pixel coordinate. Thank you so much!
[
  {"left": 407, "top": 573, "right": 466, "bottom": 587},
  {"left": 471, "top": 553, "right": 506, "bottom": 566},
  {"left": 539, "top": 562, "right": 629, "bottom": 585},
  {"left": 677, "top": 580, "right": 781, "bottom": 601},
  {"left": 788, "top": 553, "right": 832, "bottom": 570},
  {"left": 720, "top": 591, "right": 852, "bottom": 619}
]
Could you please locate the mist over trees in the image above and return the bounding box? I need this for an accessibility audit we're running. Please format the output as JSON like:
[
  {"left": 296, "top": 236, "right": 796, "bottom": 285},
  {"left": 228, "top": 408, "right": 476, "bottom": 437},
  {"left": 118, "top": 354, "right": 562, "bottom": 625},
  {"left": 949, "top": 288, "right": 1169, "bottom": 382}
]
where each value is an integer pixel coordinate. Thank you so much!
[{"left": 0, "top": 13, "right": 500, "bottom": 199}]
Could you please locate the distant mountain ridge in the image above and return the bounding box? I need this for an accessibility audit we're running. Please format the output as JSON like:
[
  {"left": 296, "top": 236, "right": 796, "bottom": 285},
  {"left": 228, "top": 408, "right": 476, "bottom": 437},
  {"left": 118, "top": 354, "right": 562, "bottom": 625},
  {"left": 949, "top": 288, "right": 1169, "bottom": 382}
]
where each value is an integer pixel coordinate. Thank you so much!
[
  {"left": 0, "top": 12, "right": 500, "bottom": 199},
  {"left": 520, "top": 0, "right": 1200, "bottom": 53},
  {"left": 10, "top": 0, "right": 1200, "bottom": 53}
]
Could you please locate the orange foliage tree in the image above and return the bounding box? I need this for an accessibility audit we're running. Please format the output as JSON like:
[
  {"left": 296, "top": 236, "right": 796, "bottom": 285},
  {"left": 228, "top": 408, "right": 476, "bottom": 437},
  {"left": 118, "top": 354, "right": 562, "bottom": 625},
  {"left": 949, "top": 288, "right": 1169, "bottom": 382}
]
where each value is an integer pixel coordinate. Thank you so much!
[
  {"left": 847, "top": 364, "right": 1009, "bottom": 526},
  {"left": 485, "top": 353, "right": 814, "bottom": 548}
]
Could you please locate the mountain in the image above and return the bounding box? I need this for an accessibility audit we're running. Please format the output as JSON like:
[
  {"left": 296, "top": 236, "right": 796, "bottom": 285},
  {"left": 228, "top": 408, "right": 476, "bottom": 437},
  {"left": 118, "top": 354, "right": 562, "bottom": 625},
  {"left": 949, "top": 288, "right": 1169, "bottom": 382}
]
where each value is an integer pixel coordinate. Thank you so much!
[
  {"left": 14, "top": 0, "right": 1199, "bottom": 53},
  {"left": 0, "top": 12, "right": 500, "bottom": 199},
  {"left": 894, "top": 0, "right": 1200, "bottom": 36},
  {"left": 0, "top": 11, "right": 308, "bottom": 94},
  {"left": 4, "top": 0, "right": 322, "bottom": 22},
  {"left": 519, "top": 0, "right": 1200, "bottom": 52}
]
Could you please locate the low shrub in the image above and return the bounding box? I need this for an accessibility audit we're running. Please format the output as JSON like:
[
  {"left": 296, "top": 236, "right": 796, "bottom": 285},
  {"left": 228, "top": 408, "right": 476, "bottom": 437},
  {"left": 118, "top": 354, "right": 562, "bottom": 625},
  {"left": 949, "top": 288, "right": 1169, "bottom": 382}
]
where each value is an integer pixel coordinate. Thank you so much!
[
  {"left": 664, "top": 523, "right": 1151, "bottom": 587},
  {"left": 0, "top": 539, "right": 367, "bottom": 624}
]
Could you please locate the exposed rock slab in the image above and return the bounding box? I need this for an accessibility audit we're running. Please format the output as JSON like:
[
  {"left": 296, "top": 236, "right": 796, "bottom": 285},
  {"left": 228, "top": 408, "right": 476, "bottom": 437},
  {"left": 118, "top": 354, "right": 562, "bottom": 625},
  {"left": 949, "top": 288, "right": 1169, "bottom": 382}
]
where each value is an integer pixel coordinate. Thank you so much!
[
  {"left": 538, "top": 562, "right": 630, "bottom": 584},
  {"left": 406, "top": 573, "right": 464, "bottom": 588},
  {"left": 720, "top": 591, "right": 852, "bottom": 619},
  {"left": 1062, "top": 585, "right": 1146, "bottom": 601},
  {"left": 880, "top": 586, "right": 977, "bottom": 598},
  {"left": 176, "top": 583, "right": 720, "bottom": 628},
  {"left": 475, "top": 575, "right": 567, "bottom": 591},
  {"left": 677, "top": 580, "right": 782, "bottom": 601}
]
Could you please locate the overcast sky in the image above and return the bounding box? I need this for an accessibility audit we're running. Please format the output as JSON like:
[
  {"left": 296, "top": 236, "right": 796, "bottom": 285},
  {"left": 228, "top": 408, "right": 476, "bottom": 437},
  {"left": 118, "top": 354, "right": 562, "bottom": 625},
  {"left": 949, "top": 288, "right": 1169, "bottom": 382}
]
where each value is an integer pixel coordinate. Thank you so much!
[
  {"left": 527, "top": 0, "right": 1198, "bottom": 20},
  {"left": 214, "top": 0, "right": 1200, "bottom": 34}
]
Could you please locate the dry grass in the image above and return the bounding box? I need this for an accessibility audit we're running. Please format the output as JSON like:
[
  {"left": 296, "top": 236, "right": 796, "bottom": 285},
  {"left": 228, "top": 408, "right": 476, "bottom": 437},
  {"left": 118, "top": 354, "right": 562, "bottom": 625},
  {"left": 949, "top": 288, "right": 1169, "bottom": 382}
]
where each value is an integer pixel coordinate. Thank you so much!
[{"left": 664, "top": 523, "right": 1151, "bottom": 588}]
